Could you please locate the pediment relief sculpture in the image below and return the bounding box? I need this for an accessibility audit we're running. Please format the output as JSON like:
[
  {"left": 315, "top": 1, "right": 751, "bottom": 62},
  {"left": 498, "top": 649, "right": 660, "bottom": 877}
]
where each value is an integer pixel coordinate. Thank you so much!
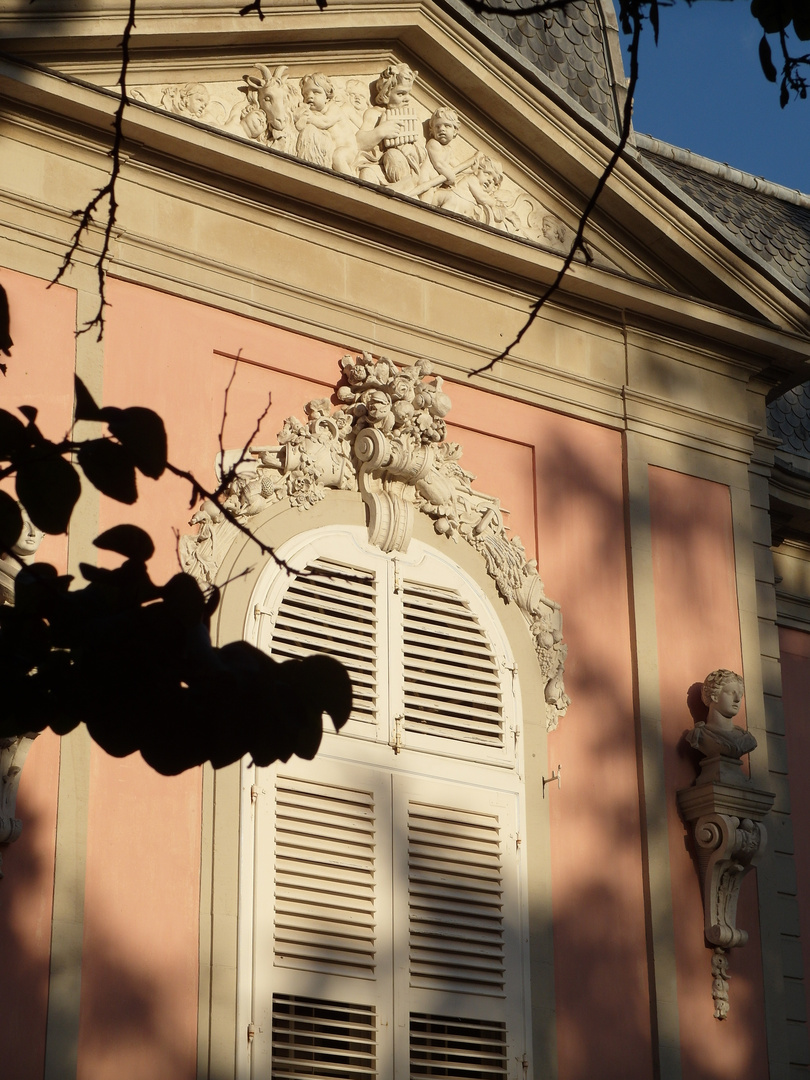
[
  {"left": 181, "top": 350, "right": 569, "bottom": 730},
  {"left": 130, "top": 61, "right": 609, "bottom": 263}
]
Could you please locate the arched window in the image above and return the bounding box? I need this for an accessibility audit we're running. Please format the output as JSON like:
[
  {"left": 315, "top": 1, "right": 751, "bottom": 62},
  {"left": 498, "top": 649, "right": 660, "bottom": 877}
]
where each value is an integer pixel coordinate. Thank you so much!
[{"left": 240, "top": 525, "right": 531, "bottom": 1079}]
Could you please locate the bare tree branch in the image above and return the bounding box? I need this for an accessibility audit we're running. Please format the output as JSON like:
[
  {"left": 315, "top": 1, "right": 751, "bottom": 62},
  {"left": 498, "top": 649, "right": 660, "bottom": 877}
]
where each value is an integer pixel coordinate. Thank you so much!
[
  {"left": 49, "top": 0, "right": 137, "bottom": 339},
  {"left": 468, "top": 0, "right": 643, "bottom": 377}
]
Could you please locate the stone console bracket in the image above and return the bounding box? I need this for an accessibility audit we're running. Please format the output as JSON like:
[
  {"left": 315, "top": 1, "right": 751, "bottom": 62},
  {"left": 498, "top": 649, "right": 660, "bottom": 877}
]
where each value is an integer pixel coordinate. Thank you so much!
[{"left": 677, "top": 777, "right": 775, "bottom": 950}]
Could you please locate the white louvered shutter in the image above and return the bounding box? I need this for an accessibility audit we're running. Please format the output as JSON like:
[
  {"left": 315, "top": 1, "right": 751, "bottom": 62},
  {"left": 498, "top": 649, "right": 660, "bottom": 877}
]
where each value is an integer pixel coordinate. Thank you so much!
[
  {"left": 250, "top": 757, "right": 394, "bottom": 1078},
  {"left": 245, "top": 526, "right": 529, "bottom": 1079},
  {"left": 393, "top": 774, "right": 526, "bottom": 1080}
]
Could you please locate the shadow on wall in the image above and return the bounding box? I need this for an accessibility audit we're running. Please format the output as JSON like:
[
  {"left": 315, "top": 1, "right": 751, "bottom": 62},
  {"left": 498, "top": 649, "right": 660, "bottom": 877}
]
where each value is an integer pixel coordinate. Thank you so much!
[{"left": 1, "top": 801, "right": 199, "bottom": 1080}]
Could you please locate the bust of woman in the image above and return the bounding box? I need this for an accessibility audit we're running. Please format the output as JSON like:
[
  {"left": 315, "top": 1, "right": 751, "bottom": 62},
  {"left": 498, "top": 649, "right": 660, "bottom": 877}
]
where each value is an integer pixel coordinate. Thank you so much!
[
  {"left": 687, "top": 668, "right": 757, "bottom": 760},
  {"left": 0, "top": 507, "right": 44, "bottom": 605}
]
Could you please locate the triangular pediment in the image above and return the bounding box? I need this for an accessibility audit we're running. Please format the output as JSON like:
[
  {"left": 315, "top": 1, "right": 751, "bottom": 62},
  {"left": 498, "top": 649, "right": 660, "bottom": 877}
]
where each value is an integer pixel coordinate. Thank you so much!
[
  {"left": 3, "top": 0, "right": 809, "bottom": 338},
  {"left": 124, "top": 56, "right": 632, "bottom": 274}
]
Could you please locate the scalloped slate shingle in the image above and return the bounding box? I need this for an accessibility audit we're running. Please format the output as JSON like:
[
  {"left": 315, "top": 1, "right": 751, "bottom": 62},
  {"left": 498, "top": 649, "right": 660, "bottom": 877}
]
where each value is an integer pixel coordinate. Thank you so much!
[
  {"left": 768, "top": 385, "right": 810, "bottom": 461},
  {"left": 473, "top": 0, "right": 620, "bottom": 132},
  {"left": 642, "top": 154, "right": 810, "bottom": 300}
]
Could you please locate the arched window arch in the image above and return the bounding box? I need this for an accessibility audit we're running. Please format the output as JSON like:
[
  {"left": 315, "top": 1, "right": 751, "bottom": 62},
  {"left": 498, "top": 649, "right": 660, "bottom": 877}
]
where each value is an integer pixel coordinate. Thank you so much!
[{"left": 237, "top": 524, "right": 531, "bottom": 1079}]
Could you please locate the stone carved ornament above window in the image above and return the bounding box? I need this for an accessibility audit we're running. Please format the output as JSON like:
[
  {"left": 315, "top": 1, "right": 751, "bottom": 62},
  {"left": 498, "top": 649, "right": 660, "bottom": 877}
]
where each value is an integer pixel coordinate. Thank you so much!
[
  {"left": 130, "top": 61, "right": 604, "bottom": 259},
  {"left": 181, "top": 351, "right": 570, "bottom": 731}
]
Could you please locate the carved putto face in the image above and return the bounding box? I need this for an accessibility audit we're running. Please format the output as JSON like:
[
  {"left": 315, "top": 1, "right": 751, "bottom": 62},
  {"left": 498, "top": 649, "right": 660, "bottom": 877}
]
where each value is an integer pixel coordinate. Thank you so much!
[
  {"left": 431, "top": 117, "right": 457, "bottom": 144},
  {"left": 387, "top": 83, "right": 412, "bottom": 108},
  {"left": 183, "top": 84, "right": 209, "bottom": 117}
]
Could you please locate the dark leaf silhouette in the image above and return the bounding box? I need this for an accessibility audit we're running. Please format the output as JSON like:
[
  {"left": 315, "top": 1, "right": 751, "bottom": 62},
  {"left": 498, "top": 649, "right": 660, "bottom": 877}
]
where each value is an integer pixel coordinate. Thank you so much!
[
  {"left": 101, "top": 406, "right": 168, "bottom": 479},
  {"left": 78, "top": 438, "right": 138, "bottom": 504},
  {"left": 74, "top": 375, "right": 104, "bottom": 422},
  {"left": 0, "top": 408, "right": 28, "bottom": 458},
  {"left": 0, "top": 491, "right": 23, "bottom": 551},
  {"left": 16, "top": 454, "right": 81, "bottom": 533},
  {"left": 760, "top": 34, "right": 778, "bottom": 81},
  {"left": 94, "top": 524, "right": 155, "bottom": 561},
  {"left": 0, "top": 284, "right": 12, "bottom": 359}
]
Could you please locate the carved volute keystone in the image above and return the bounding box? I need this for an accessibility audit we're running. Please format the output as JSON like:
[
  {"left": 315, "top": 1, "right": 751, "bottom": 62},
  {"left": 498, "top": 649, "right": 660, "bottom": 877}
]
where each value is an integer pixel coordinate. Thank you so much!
[
  {"left": 181, "top": 349, "right": 570, "bottom": 730},
  {"left": 677, "top": 669, "right": 775, "bottom": 1019}
]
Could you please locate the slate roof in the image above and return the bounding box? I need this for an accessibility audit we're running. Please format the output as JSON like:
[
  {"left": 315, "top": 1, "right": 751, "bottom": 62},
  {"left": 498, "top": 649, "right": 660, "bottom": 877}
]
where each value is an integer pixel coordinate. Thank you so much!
[
  {"left": 637, "top": 148, "right": 810, "bottom": 302},
  {"left": 768, "top": 385, "right": 810, "bottom": 461},
  {"left": 632, "top": 142, "right": 810, "bottom": 461},
  {"left": 474, "top": 0, "right": 621, "bottom": 131},
  {"left": 445, "top": 0, "right": 622, "bottom": 132}
]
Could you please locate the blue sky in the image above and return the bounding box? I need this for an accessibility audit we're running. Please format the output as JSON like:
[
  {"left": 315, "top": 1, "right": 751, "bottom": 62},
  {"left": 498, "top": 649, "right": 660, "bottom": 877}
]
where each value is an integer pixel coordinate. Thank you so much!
[{"left": 619, "top": 0, "right": 809, "bottom": 193}]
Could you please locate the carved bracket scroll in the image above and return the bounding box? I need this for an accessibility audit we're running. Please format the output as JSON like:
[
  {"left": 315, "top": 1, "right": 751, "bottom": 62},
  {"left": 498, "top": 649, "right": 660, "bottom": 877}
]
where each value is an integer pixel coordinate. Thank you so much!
[
  {"left": 181, "top": 350, "right": 569, "bottom": 730},
  {"left": 677, "top": 669, "right": 775, "bottom": 1019}
]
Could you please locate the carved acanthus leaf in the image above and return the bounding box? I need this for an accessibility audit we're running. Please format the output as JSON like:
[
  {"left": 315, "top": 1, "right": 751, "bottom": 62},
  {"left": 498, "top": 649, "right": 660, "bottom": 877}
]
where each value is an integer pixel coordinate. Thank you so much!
[{"left": 181, "top": 350, "right": 569, "bottom": 729}]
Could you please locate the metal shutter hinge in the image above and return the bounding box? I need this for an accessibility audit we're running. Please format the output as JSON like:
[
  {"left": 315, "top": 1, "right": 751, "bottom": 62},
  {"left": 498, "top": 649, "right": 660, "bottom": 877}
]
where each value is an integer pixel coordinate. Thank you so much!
[
  {"left": 251, "top": 784, "right": 260, "bottom": 804},
  {"left": 391, "top": 714, "right": 404, "bottom": 754}
]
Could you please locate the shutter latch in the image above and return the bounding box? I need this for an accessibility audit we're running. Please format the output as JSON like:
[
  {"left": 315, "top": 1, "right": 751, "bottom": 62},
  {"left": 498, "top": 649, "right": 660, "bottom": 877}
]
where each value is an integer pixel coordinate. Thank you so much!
[
  {"left": 391, "top": 714, "right": 404, "bottom": 754},
  {"left": 247, "top": 1022, "right": 257, "bottom": 1043}
]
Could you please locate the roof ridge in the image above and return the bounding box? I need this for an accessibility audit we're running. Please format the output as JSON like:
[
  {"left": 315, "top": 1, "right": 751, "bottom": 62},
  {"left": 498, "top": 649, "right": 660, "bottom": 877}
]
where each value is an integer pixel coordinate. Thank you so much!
[{"left": 634, "top": 132, "right": 810, "bottom": 209}]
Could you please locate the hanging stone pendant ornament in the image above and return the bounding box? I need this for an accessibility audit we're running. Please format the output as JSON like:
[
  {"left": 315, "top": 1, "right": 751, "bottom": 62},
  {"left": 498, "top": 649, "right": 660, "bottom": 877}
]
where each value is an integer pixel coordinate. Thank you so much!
[{"left": 677, "top": 669, "right": 775, "bottom": 1019}]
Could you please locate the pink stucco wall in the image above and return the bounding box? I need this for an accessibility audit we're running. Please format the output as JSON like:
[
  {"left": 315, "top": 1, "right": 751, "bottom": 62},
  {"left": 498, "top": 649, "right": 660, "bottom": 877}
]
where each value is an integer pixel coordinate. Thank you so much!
[
  {"left": 87, "top": 281, "right": 648, "bottom": 1079},
  {"left": 649, "top": 466, "right": 768, "bottom": 1080},
  {"left": 450, "top": 382, "right": 650, "bottom": 1080},
  {"left": 75, "top": 281, "right": 355, "bottom": 1079},
  {"left": 0, "top": 269, "right": 75, "bottom": 1078},
  {"left": 779, "top": 626, "right": 810, "bottom": 997}
]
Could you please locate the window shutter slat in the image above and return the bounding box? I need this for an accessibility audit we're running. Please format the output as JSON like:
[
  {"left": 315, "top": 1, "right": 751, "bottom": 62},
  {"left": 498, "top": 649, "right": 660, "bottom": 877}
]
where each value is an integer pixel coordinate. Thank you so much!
[
  {"left": 273, "top": 777, "right": 377, "bottom": 980},
  {"left": 401, "top": 579, "right": 505, "bottom": 752},
  {"left": 407, "top": 799, "right": 506, "bottom": 996},
  {"left": 268, "top": 557, "right": 379, "bottom": 729}
]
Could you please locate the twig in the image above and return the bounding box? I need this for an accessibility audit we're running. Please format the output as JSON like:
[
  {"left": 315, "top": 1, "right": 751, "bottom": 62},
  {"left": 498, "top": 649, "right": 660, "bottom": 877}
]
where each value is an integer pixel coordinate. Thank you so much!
[
  {"left": 49, "top": 0, "right": 137, "bottom": 340},
  {"left": 468, "top": 1, "right": 643, "bottom": 377}
]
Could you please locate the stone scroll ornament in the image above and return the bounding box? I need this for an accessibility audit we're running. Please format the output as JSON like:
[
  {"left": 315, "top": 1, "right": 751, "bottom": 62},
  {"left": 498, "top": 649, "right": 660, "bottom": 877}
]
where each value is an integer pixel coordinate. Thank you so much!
[
  {"left": 0, "top": 508, "right": 44, "bottom": 878},
  {"left": 677, "top": 669, "right": 775, "bottom": 1020},
  {"left": 180, "top": 351, "right": 569, "bottom": 731},
  {"left": 130, "top": 63, "right": 591, "bottom": 255}
]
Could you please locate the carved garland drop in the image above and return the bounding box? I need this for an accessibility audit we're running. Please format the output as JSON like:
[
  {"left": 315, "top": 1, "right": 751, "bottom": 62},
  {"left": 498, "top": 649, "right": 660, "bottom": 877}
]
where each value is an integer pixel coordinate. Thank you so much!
[{"left": 181, "top": 351, "right": 569, "bottom": 730}]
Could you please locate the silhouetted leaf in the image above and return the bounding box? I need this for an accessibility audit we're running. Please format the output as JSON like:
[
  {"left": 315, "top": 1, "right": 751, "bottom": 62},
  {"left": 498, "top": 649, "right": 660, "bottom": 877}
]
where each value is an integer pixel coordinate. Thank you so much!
[
  {"left": 18, "top": 405, "right": 38, "bottom": 423},
  {"left": 16, "top": 454, "right": 81, "bottom": 533},
  {"left": 0, "top": 284, "right": 12, "bottom": 357},
  {"left": 795, "top": 7, "right": 810, "bottom": 40},
  {"left": 78, "top": 438, "right": 138, "bottom": 503},
  {"left": 759, "top": 34, "right": 778, "bottom": 81},
  {"left": 751, "top": 0, "right": 793, "bottom": 34},
  {"left": 160, "top": 572, "right": 207, "bottom": 627},
  {"left": 94, "top": 524, "right": 155, "bottom": 561},
  {"left": 0, "top": 491, "right": 23, "bottom": 550},
  {"left": 649, "top": 0, "right": 659, "bottom": 44},
  {"left": 303, "top": 653, "right": 353, "bottom": 731},
  {"left": 781, "top": 76, "right": 790, "bottom": 106},
  {"left": 74, "top": 376, "right": 103, "bottom": 421},
  {"left": 0, "top": 409, "right": 27, "bottom": 458},
  {"left": 101, "top": 406, "right": 167, "bottom": 479}
]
